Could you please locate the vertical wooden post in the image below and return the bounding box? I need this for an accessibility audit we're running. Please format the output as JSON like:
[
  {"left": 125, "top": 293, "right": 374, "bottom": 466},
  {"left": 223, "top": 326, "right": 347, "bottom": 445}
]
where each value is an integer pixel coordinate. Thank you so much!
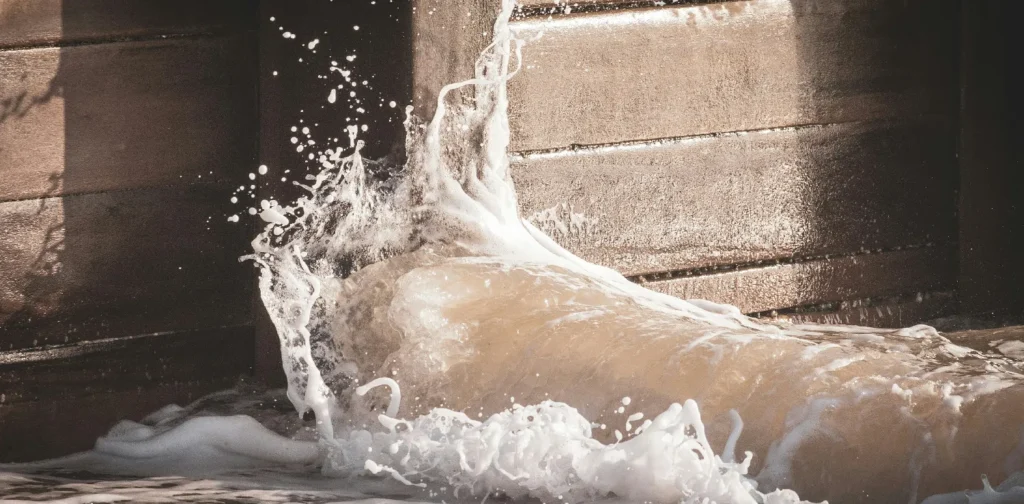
[{"left": 958, "top": 0, "right": 1024, "bottom": 319}]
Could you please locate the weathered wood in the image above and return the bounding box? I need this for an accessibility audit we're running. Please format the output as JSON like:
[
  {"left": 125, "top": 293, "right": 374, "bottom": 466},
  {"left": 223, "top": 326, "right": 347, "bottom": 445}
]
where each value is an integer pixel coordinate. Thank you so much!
[
  {"left": 412, "top": 0, "right": 503, "bottom": 118},
  {"left": 516, "top": 120, "right": 956, "bottom": 276},
  {"left": 0, "top": 186, "right": 253, "bottom": 351},
  {"left": 0, "top": 325, "right": 253, "bottom": 461},
  {"left": 0, "top": 36, "right": 258, "bottom": 202},
  {"left": 508, "top": 0, "right": 958, "bottom": 151},
  {"left": 0, "top": 0, "right": 254, "bottom": 48},
  {"left": 517, "top": 0, "right": 693, "bottom": 9},
  {"left": 780, "top": 291, "right": 956, "bottom": 329},
  {"left": 641, "top": 247, "right": 955, "bottom": 315},
  {"left": 958, "top": 1, "right": 1024, "bottom": 316},
  {"left": 0, "top": 327, "right": 253, "bottom": 404}
]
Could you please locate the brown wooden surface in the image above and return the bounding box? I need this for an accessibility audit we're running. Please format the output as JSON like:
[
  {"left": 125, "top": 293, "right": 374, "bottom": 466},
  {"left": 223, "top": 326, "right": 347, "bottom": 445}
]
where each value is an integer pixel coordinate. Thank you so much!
[
  {"left": 0, "top": 186, "right": 254, "bottom": 351},
  {"left": 0, "top": 326, "right": 253, "bottom": 461},
  {"left": 0, "top": 0, "right": 260, "bottom": 462},
  {"left": 412, "top": 0, "right": 502, "bottom": 118},
  {"left": 507, "top": 0, "right": 957, "bottom": 151},
  {"left": 958, "top": 1, "right": 1024, "bottom": 317},
  {"left": 0, "top": 36, "right": 257, "bottom": 202},
  {"left": 409, "top": 0, "right": 962, "bottom": 325},
  {"left": 642, "top": 247, "right": 955, "bottom": 315},
  {"left": 0, "top": 0, "right": 253, "bottom": 48},
  {"left": 516, "top": 119, "right": 956, "bottom": 276},
  {"left": 784, "top": 291, "right": 956, "bottom": 329}
]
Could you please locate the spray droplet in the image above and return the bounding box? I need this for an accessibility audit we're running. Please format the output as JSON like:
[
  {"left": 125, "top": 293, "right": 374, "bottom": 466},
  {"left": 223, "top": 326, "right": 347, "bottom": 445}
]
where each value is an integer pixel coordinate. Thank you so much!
[{"left": 328, "top": 89, "right": 337, "bottom": 104}]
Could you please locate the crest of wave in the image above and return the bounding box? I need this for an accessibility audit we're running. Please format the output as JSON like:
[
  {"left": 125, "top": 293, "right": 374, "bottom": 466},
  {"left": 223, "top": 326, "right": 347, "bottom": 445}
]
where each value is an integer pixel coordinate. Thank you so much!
[
  {"left": 246, "top": 0, "right": 758, "bottom": 436},
  {"left": 243, "top": 0, "right": 538, "bottom": 436},
  {"left": 327, "top": 379, "right": 808, "bottom": 504}
]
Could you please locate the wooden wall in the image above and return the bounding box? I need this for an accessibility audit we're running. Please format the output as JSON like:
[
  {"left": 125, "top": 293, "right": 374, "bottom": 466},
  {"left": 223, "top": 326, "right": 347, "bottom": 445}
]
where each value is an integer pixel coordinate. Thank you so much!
[
  {"left": 0, "top": 0, "right": 1018, "bottom": 463},
  {"left": 0, "top": 0, "right": 258, "bottom": 461},
  {"left": 414, "top": 0, "right": 963, "bottom": 328}
]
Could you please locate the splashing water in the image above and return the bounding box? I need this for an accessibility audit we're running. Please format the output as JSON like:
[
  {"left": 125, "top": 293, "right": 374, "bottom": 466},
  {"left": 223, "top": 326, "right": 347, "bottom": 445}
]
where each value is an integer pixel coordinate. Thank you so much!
[{"left": 3, "top": 1, "right": 1024, "bottom": 504}]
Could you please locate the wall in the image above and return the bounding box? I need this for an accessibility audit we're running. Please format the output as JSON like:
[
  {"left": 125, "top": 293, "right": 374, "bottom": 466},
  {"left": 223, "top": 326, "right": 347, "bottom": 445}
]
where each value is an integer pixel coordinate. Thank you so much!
[
  {"left": 0, "top": 0, "right": 258, "bottom": 461},
  {"left": 414, "top": 0, "right": 964, "bottom": 328}
]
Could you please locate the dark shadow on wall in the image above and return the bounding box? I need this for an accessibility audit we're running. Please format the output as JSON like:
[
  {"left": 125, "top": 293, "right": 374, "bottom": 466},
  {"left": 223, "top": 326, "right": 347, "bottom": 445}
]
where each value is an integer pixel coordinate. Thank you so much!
[
  {"left": 958, "top": 0, "right": 1024, "bottom": 319},
  {"left": 784, "top": 0, "right": 961, "bottom": 330},
  {"left": 254, "top": 0, "right": 414, "bottom": 384},
  {"left": 0, "top": 0, "right": 260, "bottom": 461}
]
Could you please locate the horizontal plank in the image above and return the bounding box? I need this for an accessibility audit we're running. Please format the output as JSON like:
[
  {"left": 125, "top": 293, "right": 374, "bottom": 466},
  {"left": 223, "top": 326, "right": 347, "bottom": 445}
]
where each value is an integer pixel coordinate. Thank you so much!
[
  {"left": 0, "top": 326, "right": 253, "bottom": 405},
  {"left": 0, "top": 36, "right": 257, "bottom": 202},
  {"left": 0, "top": 326, "right": 253, "bottom": 461},
  {"left": 515, "top": 120, "right": 956, "bottom": 276},
  {"left": 641, "top": 247, "right": 955, "bottom": 314},
  {"left": 0, "top": 186, "right": 254, "bottom": 351},
  {"left": 508, "top": 0, "right": 957, "bottom": 151},
  {"left": 775, "top": 291, "right": 956, "bottom": 328},
  {"left": 0, "top": 0, "right": 254, "bottom": 48},
  {"left": 411, "top": 0, "right": 502, "bottom": 118},
  {"left": 517, "top": 0, "right": 692, "bottom": 8}
]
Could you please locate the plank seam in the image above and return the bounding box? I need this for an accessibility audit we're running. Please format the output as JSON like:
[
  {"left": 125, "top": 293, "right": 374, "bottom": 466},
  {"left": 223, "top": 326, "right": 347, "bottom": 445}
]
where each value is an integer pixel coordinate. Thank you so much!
[
  {"left": 0, "top": 180, "right": 241, "bottom": 206},
  {"left": 748, "top": 289, "right": 956, "bottom": 319},
  {"left": 514, "top": 0, "right": 743, "bottom": 19},
  {"left": 0, "top": 30, "right": 230, "bottom": 52},
  {"left": 510, "top": 116, "right": 951, "bottom": 160},
  {"left": 0, "top": 324, "right": 254, "bottom": 366},
  {"left": 630, "top": 242, "right": 953, "bottom": 284}
]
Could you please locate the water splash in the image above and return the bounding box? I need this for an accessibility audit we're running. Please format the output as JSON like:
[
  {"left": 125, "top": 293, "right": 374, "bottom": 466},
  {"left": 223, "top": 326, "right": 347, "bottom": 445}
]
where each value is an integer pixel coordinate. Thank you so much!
[{"left": 2, "top": 1, "right": 1023, "bottom": 503}]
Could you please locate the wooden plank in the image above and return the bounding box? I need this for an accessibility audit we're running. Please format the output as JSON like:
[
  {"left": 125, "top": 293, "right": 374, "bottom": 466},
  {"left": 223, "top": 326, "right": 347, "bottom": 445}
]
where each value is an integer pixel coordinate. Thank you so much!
[
  {"left": 958, "top": 1, "right": 1024, "bottom": 316},
  {"left": 515, "top": 120, "right": 956, "bottom": 276},
  {"left": 0, "top": 186, "right": 254, "bottom": 352},
  {"left": 411, "top": 0, "right": 503, "bottom": 118},
  {"left": 0, "top": 327, "right": 253, "bottom": 405},
  {"left": 640, "top": 248, "right": 955, "bottom": 315},
  {"left": 517, "top": 0, "right": 693, "bottom": 8},
  {"left": 773, "top": 291, "right": 956, "bottom": 329},
  {"left": 0, "top": 36, "right": 258, "bottom": 202},
  {"left": 0, "top": 326, "right": 252, "bottom": 461},
  {"left": 507, "top": 0, "right": 958, "bottom": 151},
  {"left": 0, "top": 0, "right": 254, "bottom": 49}
]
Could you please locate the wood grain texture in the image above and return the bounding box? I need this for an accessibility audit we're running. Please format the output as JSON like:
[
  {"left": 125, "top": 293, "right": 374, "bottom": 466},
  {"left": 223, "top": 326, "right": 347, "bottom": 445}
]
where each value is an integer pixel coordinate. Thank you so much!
[
  {"left": 0, "top": 186, "right": 254, "bottom": 351},
  {"left": 411, "top": 0, "right": 503, "bottom": 119},
  {"left": 0, "top": 36, "right": 258, "bottom": 202},
  {"left": 0, "top": 326, "right": 253, "bottom": 461},
  {"left": 516, "top": 120, "right": 956, "bottom": 276},
  {"left": 642, "top": 247, "right": 955, "bottom": 315},
  {"left": 782, "top": 291, "right": 956, "bottom": 329},
  {"left": 958, "top": 1, "right": 1024, "bottom": 316},
  {"left": 0, "top": 0, "right": 254, "bottom": 48},
  {"left": 508, "top": 0, "right": 958, "bottom": 151}
]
